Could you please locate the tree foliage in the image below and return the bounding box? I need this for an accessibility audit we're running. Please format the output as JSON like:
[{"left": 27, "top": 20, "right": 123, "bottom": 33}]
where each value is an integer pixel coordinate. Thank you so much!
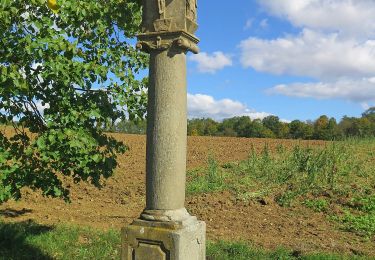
[
  {"left": 109, "top": 119, "right": 146, "bottom": 134},
  {"left": 289, "top": 120, "right": 313, "bottom": 139},
  {"left": 187, "top": 118, "right": 218, "bottom": 136},
  {"left": 0, "top": 0, "right": 148, "bottom": 203},
  {"left": 185, "top": 107, "right": 375, "bottom": 141}
]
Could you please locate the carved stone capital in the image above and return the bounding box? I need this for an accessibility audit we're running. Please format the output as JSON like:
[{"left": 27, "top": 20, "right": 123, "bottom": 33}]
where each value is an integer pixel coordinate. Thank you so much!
[
  {"left": 142, "top": 0, "right": 198, "bottom": 35},
  {"left": 136, "top": 31, "right": 199, "bottom": 54}
]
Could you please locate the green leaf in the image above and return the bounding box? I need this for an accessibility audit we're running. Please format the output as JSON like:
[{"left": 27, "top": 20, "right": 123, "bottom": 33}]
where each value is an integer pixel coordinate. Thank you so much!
[{"left": 0, "top": 0, "right": 145, "bottom": 203}]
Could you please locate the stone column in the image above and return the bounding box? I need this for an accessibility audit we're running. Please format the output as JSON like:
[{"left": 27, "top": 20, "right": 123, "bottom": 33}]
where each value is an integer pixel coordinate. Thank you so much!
[
  {"left": 122, "top": 1, "right": 206, "bottom": 259},
  {"left": 144, "top": 49, "right": 187, "bottom": 215}
]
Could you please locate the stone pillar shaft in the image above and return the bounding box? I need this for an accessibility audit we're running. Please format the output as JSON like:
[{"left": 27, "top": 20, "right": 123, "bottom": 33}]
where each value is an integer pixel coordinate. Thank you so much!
[
  {"left": 122, "top": 1, "right": 205, "bottom": 259},
  {"left": 146, "top": 49, "right": 187, "bottom": 211}
]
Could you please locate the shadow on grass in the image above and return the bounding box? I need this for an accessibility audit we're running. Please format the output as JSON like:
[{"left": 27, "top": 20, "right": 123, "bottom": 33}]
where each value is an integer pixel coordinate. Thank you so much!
[
  {"left": 0, "top": 208, "right": 33, "bottom": 218},
  {"left": 0, "top": 220, "right": 53, "bottom": 260}
]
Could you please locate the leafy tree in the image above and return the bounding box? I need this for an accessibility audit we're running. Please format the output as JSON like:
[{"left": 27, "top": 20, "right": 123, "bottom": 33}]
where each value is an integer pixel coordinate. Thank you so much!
[
  {"left": 327, "top": 117, "right": 340, "bottom": 139},
  {"left": 313, "top": 115, "right": 329, "bottom": 139},
  {"left": 262, "top": 115, "right": 285, "bottom": 138},
  {"left": 0, "top": 0, "right": 148, "bottom": 203},
  {"left": 219, "top": 127, "right": 237, "bottom": 137},
  {"left": 357, "top": 117, "right": 373, "bottom": 136},
  {"left": 304, "top": 123, "right": 314, "bottom": 139},
  {"left": 338, "top": 108, "right": 375, "bottom": 138},
  {"left": 289, "top": 120, "right": 313, "bottom": 139},
  {"left": 339, "top": 116, "right": 357, "bottom": 137},
  {"left": 259, "top": 127, "right": 275, "bottom": 138},
  {"left": 202, "top": 118, "right": 219, "bottom": 136},
  {"left": 278, "top": 123, "right": 290, "bottom": 139},
  {"left": 190, "top": 128, "right": 199, "bottom": 136},
  {"left": 362, "top": 107, "right": 375, "bottom": 120},
  {"left": 313, "top": 116, "right": 339, "bottom": 140},
  {"left": 362, "top": 107, "right": 375, "bottom": 136},
  {"left": 217, "top": 117, "right": 238, "bottom": 137},
  {"left": 188, "top": 118, "right": 219, "bottom": 136},
  {"left": 187, "top": 119, "right": 204, "bottom": 136},
  {"left": 247, "top": 119, "right": 265, "bottom": 138},
  {"left": 112, "top": 119, "right": 147, "bottom": 134},
  {"left": 233, "top": 116, "right": 252, "bottom": 137}
]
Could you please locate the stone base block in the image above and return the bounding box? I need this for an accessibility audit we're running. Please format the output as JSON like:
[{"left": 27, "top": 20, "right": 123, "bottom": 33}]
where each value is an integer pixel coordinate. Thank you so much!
[{"left": 122, "top": 218, "right": 206, "bottom": 260}]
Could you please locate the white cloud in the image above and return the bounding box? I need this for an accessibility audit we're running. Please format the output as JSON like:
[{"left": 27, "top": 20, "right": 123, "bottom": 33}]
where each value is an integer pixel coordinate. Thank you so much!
[
  {"left": 259, "top": 0, "right": 375, "bottom": 38},
  {"left": 361, "top": 102, "right": 371, "bottom": 110},
  {"left": 187, "top": 93, "right": 271, "bottom": 120},
  {"left": 268, "top": 78, "right": 375, "bottom": 103},
  {"left": 241, "top": 1, "right": 375, "bottom": 106},
  {"left": 189, "top": 52, "right": 232, "bottom": 73},
  {"left": 244, "top": 18, "right": 254, "bottom": 30},
  {"left": 239, "top": 29, "right": 375, "bottom": 79},
  {"left": 22, "top": 100, "right": 49, "bottom": 116},
  {"left": 259, "top": 19, "right": 268, "bottom": 29}
]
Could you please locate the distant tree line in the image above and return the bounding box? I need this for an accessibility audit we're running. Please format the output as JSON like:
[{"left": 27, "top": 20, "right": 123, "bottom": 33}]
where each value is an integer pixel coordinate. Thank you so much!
[
  {"left": 107, "top": 119, "right": 147, "bottom": 135},
  {"left": 187, "top": 107, "right": 375, "bottom": 140},
  {"left": 107, "top": 107, "right": 375, "bottom": 140}
]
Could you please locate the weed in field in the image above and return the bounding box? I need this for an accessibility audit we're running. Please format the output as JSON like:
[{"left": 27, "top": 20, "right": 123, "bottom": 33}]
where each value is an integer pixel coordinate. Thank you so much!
[
  {"left": 336, "top": 210, "right": 375, "bottom": 238},
  {"left": 350, "top": 196, "right": 375, "bottom": 213},
  {"left": 207, "top": 155, "right": 220, "bottom": 184},
  {"left": 333, "top": 195, "right": 375, "bottom": 238},
  {"left": 187, "top": 138, "right": 375, "bottom": 239},
  {"left": 242, "top": 142, "right": 365, "bottom": 207},
  {"left": 275, "top": 191, "right": 301, "bottom": 207},
  {"left": 192, "top": 140, "right": 370, "bottom": 204},
  {"left": 303, "top": 199, "right": 329, "bottom": 212},
  {"left": 236, "top": 189, "right": 269, "bottom": 202},
  {"left": 221, "top": 162, "right": 235, "bottom": 169},
  {"left": 206, "top": 240, "right": 367, "bottom": 260},
  {"left": 187, "top": 154, "right": 226, "bottom": 194}
]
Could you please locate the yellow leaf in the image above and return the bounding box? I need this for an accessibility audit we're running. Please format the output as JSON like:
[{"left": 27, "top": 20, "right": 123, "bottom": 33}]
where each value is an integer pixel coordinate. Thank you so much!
[{"left": 47, "top": 0, "right": 59, "bottom": 14}]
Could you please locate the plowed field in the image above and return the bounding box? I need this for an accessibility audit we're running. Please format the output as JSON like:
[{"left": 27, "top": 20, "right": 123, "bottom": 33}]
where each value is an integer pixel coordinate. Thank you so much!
[{"left": 1, "top": 134, "right": 374, "bottom": 256}]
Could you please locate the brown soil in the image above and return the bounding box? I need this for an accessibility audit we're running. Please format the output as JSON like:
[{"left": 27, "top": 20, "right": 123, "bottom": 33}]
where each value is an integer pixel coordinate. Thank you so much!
[{"left": 1, "top": 134, "right": 374, "bottom": 256}]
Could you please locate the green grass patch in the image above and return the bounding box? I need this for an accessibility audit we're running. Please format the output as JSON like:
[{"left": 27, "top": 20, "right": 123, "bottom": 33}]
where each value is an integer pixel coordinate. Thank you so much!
[
  {"left": 334, "top": 195, "right": 375, "bottom": 238},
  {"left": 0, "top": 221, "right": 370, "bottom": 259},
  {"left": 187, "top": 138, "right": 375, "bottom": 238},
  {"left": 303, "top": 199, "right": 329, "bottom": 213},
  {"left": 337, "top": 211, "right": 375, "bottom": 238},
  {"left": 207, "top": 240, "right": 368, "bottom": 260},
  {"left": 187, "top": 154, "right": 227, "bottom": 194},
  {"left": 0, "top": 221, "right": 120, "bottom": 260}
]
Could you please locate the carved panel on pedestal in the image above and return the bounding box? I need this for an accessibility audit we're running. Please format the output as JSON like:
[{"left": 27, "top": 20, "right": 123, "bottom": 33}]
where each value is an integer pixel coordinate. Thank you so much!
[{"left": 132, "top": 240, "right": 170, "bottom": 260}]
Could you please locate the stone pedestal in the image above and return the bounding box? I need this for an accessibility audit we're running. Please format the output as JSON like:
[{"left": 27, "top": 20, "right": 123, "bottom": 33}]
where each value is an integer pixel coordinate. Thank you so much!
[
  {"left": 122, "top": 218, "right": 206, "bottom": 260},
  {"left": 121, "top": 0, "right": 205, "bottom": 259}
]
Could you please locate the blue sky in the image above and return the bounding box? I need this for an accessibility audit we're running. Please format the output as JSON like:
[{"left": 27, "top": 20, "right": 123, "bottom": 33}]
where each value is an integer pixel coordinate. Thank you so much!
[{"left": 185, "top": 0, "right": 375, "bottom": 122}]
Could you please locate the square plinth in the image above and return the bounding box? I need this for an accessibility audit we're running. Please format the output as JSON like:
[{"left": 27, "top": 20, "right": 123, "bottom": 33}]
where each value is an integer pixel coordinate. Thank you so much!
[{"left": 122, "top": 219, "right": 206, "bottom": 260}]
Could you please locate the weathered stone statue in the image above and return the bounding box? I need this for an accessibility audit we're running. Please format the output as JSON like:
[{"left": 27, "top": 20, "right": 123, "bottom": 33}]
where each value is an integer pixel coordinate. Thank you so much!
[
  {"left": 157, "top": 0, "right": 166, "bottom": 19},
  {"left": 121, "top": 1, "right": 205, "bottom": 259},
  {"left": 186, "top": 0, "right": 197, "bottom": 21}
]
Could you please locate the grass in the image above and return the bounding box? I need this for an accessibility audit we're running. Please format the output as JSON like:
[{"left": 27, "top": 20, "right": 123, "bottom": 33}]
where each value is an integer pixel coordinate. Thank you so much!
[
  {"left": 303, "top": 198, "right": 329, "bottom": 212},
  {"left": 0, "top": 220, "right": 120, "bottom": 260},
  {"left": 334, "top": 195, "right": 375, "bottom": 238},
  {"left": 0, "top": 138, "right": 373, "bottom": 259},
  {"left": 206, "top": 240, "right": 371, "bottom": 260},
  {"left": 187, "top": 153, "right": 227, "bottom": 194},
  {"left": 187, "top": 138, "right": 375, "bottom": 238},
  {"left": 1, "top": 221, "right": 371, "bottom": 260}
]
